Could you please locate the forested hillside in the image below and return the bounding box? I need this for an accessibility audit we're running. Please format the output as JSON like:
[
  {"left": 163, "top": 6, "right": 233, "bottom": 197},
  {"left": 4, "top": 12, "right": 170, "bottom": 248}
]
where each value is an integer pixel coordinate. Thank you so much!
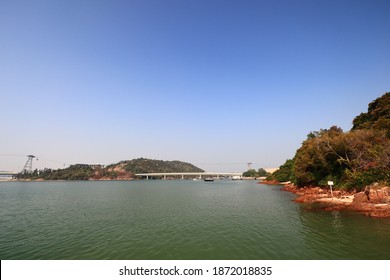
[
  {"left": 352, "top": 92, "right": 390, "bottom": 136},
  {"left": 268, "top": 92, "right": 390, "bottom": 190},
  {"left": 17, "top": 158, "right": 204, "bottom": 180},
  {"left": 110, "top": 158, "right": 204, "bottom": 174}
]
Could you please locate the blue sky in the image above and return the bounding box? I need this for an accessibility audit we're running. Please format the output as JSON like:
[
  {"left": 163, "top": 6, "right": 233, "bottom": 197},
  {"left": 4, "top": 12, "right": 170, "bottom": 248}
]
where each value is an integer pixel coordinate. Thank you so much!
[{"left": 1, "top": 0, "right": 389, "bottom": 172}]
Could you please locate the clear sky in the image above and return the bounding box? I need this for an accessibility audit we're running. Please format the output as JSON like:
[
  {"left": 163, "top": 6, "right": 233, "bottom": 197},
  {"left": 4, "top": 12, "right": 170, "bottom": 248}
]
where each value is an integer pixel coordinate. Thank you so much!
[{"left": 1, "top": 0, "right": 389, "bottom": 172}]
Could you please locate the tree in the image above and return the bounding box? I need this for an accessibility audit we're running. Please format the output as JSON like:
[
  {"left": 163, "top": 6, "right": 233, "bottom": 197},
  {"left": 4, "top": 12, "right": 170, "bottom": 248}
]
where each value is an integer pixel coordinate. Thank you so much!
[
  {"left": 267, "top": 159, "right": 295, "bottom": 182},
  {"left": 271, "top": 92, "right": 390, "bottom": 190},
  {"left": 293, "top": 126, "right": 346, "bottom": 187},
  {"left": 243, "top": 169, "right": 258, "bottom": 177},
  {"left": 342, "top": 129, "right": 390, "bottom": 188},
  {"left": 352, "top": 92, "right": 390, "bottom": 137},
  {"left": 292, "top": 125, "right": 390, "bottom": 190},
  {"left": 257, "top": 168, "right": 268, "bottom": 177}
]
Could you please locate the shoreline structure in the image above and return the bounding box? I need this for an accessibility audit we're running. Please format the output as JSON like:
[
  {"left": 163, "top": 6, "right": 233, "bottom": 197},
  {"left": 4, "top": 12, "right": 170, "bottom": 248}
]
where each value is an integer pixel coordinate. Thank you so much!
[{"left": 262, "top": 181, "right": 390, "bottom": 218}]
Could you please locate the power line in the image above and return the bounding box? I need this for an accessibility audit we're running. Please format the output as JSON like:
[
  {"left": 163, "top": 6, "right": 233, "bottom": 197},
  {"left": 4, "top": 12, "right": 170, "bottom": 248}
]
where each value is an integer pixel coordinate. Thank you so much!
[
  {"left": 0, "top": 154, "right": 68, "bottom": 169},
  {"left": 38, "top": 157, "right": 68, "bottom": 166}
]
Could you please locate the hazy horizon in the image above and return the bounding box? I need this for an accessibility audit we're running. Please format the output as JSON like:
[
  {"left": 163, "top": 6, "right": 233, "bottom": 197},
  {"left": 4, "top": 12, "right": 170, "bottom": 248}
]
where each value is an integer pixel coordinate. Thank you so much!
[{"left": 1, "top": 0, "right": 389, "bottom": 172}]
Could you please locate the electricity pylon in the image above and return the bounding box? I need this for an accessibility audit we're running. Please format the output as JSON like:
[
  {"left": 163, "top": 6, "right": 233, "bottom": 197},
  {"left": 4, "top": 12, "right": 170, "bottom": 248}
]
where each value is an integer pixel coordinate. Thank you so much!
[{"left": 22, "top": 155, "right": 36, "bottom": 173}]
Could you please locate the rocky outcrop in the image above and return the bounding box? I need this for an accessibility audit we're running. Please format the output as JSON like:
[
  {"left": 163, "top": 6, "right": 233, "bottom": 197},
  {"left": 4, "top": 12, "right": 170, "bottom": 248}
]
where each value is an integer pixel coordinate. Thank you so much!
[
  {"left": 259, "top": 180, "right": 281, "bottom": 185},
  {"left": 279, "top": 183, "right": 390, "bottom": 218},
  {"left": 354, "top": 186, "right": 390, "bottom": 203},
  {"left": 348, "top": 186, "right": 390, "bottom": 217}
]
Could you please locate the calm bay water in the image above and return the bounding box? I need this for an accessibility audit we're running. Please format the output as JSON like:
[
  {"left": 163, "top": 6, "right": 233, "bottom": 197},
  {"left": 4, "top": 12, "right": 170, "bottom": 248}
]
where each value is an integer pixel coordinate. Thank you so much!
[{"left": 1, "top": 180, "right": 390, "bottom": 260}]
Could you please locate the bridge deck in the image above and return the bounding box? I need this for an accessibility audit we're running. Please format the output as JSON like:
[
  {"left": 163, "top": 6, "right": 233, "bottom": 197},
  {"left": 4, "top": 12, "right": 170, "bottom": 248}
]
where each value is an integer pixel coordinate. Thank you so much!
[
  {"left": 0, "top": 171, "right": 19, "bottom": 176},
  {"left": 135, "top": 172, "right": 242, "bottom": 179}
]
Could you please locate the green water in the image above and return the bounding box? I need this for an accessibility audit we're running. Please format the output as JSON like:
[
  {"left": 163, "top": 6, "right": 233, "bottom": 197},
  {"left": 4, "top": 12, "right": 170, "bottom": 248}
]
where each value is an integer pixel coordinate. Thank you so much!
[{"left": 0, "top": 180, "right": 389, "bottom": 260}]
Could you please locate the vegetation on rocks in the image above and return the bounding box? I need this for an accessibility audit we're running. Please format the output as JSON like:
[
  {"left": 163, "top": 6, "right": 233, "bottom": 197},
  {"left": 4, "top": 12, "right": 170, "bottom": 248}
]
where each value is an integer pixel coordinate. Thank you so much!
[
  {"left": 266, "top": 159, "right": 294, "bottom": 183},
  {"left": 17, "top": 164, "right": 95, "bottom": 181},
  {"left": 267, "top": 92, "right": 390, "bottom": 191}
]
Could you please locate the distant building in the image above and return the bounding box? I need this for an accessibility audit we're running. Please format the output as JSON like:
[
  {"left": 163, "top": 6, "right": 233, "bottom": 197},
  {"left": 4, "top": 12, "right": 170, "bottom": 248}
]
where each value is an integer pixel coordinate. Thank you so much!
[
  {"left": 265, "top": 168, "right": 278, "bottom": 174},
  {"left": 75, "top": 164, "right": 105, "bottom": 169}
]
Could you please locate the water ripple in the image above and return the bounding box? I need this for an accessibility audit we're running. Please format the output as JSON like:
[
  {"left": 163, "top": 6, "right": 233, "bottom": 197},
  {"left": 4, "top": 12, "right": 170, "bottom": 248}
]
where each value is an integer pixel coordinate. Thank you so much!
[{"left": 1, "top": 181, "right": 390, "bottom": 259}]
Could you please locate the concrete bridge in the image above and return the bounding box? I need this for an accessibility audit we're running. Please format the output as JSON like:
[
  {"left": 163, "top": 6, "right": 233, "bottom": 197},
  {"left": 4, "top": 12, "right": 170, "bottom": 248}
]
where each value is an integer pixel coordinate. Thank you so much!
[
  {"left": 0, "top": 171, "right": 18, "bottom": 180},
  {"left": 135, "top": 172, "right": 243, "bottom": 180},
  {"left": 0, "top": 171, "right": 19, "bottom": 176}
]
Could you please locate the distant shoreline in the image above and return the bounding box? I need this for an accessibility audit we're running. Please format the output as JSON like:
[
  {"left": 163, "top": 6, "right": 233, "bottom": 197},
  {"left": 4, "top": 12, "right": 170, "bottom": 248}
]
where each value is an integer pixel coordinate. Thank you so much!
[
  {"left": 2, "top": 177, "right": 257, "bottom": 182},
  {"left": 0, "top": 178, "right": 139, "bottom": 182}
]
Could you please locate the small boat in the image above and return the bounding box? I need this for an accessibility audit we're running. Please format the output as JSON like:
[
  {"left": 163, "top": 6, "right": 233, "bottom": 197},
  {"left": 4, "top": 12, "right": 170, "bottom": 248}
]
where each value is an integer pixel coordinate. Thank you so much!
[{"left": 204, "top": 177, "right": 214, "bottom": 182}]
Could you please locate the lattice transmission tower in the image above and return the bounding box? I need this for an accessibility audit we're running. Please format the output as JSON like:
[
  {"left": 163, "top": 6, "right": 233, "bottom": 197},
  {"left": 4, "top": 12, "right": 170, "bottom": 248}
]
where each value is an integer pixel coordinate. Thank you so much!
[{"left": 22, "top": 155, "right": 36, "bottom": 173}]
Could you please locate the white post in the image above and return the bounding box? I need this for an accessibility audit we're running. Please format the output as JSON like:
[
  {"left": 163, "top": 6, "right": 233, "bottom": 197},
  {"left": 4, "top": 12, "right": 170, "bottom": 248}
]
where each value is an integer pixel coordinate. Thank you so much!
[{"left": 328, "top": 181, "right": 334, "bottom": 199}]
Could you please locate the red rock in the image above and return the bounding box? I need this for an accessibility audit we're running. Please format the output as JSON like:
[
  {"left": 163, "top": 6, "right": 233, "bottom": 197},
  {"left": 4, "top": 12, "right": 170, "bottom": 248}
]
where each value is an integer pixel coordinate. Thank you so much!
[
  {"left": 282, "top": 184, "right": 390, "bottom": 218},
  {"left": 352, "top": 192, "right": 369, "bottom": 204},
  {"left": 259, "top": 180, "right": 281, "bottom": 185}
]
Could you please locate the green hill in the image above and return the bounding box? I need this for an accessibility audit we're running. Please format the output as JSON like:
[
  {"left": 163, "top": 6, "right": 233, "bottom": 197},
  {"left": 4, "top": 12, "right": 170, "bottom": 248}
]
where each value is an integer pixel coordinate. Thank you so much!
[
  {"left": 17, "top": 158, "right": 204, "bottom": 180},
  {"left": 112, "top": 158, "right": 204, "bottom": 174}
]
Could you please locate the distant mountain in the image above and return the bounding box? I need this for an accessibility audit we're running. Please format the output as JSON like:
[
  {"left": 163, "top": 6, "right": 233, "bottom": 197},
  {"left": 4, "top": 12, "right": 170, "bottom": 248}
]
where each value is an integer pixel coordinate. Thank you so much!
[
  {"left": 17, "top": 158, "right": 204, "bottom": 180},
  {"left": 107, "top": 158, "right": 204, "bottom": 174}
]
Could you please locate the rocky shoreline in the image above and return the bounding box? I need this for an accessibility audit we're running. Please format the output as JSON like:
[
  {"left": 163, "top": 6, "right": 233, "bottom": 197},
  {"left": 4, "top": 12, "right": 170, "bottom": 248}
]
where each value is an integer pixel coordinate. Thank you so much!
[{"left": 261, "top": 181, "right": 390, "bottom": 218}]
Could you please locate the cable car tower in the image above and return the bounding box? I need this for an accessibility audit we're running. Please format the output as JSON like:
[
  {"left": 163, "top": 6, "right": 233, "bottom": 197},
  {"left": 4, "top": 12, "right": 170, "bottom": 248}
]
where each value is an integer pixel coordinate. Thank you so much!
[{"left": 22, "top": 155, "right": 37, "bottom": 173}]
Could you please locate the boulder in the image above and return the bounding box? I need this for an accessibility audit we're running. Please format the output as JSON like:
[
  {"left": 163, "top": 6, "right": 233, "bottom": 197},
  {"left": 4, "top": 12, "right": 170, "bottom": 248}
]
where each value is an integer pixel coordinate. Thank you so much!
[
  {"left": 352, "top": 192, "right": 369, "bottom": 204},
  {"left": 366, "top": 186, "right": 390, "bottom": 203}
]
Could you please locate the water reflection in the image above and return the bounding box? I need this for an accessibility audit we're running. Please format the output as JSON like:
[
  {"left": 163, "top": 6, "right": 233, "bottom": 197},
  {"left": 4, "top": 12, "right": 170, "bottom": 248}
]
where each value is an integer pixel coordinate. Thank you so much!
[
  {"left": 298, "top": 204, "right": 390, "bottom": 259},
  {"left": 331, "top": 211, "right": 344, "bottom": 232}
]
